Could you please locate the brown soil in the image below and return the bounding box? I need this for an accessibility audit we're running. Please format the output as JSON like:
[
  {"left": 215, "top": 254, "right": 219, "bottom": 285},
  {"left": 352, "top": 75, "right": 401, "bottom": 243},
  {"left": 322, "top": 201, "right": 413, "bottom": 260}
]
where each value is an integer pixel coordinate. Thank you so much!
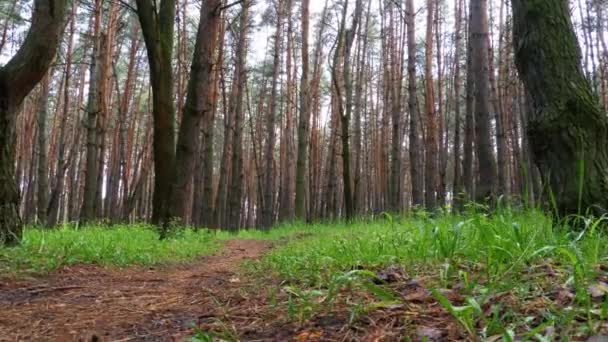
[{"left": 0, "top": 240, "right": 272, "bottom": 342}]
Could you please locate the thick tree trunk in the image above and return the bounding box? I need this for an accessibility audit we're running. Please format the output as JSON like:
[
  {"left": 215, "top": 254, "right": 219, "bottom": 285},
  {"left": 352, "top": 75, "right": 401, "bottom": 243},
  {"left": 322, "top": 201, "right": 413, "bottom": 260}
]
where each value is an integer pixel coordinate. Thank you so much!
[
  {"left": 201, "top": 23, "right": 223, "bottom": 228},
  {"left": 511, "top": 0, "right": 608, "bottom": 216},
  {"left": 0, "top": 104, "right": 22, "bottom": 245},
  {"left": 81, "top": 0, "right": 102, "bottom": 223},
  {"left": 135, "top": 0, "right": 176, "bottom": 230},
  {"left": 170, "top": 0, "right": 221, "bottom": 223},
  {"left": 294, "top": 0, "right": 311, "bottom": 220},
  {"left": 471, "top": 0, "right": 497, "bottom": 202},
  {"left": 227, "top": 4, "right": 248, "bottom": 230},
  {"left": 0, "top": 0, "right": 66, "bottom": 245}
]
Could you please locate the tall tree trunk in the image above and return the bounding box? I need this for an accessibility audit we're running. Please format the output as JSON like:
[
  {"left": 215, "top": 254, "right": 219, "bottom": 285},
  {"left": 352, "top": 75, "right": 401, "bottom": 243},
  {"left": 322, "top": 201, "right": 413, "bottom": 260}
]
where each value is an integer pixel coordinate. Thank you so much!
[
  {"left": 388, "top": 2, "right": 402, "bottom": 213},
  {"left": 135, "top": 0, "right": 176, "bottom": 230},
  {"left": 0, "top": 0, "right": 67, "bottom": 245},
  {"left": 407, "top": 0, "right": 423, "bottom": 208},
  {"left": 294, "top": 0, "right": 311, "bottom": 220},
  {"left": 470, "top": 0, "right": 497, "bottom": 202},
  {"left": 334, "top": 0, "right": 362, "bottom": 220},
  {"left": 170, "top": 0, "right": 221, "bottom": 223},
  {"left": 463, "top": 7, "right": 475, "bottom": 201},
  {"left": 511, "top": 0, "right": 608, "bottom": 217},
  {"left": 452, "top": 0, "right": 464, "bottom": 209},
  {"left": 81, "top": 0, "right": 103, "bottom": 223},
  {"left": 201, "top": 21, "right": 224, "bottom": 228},
  {"left": 36, "top": 74, "right": 50, "bottom": 225},
  {"left": 261, "top": 2, "right": 284, "bottom": 228},
  {"left": 279, "top": 0, "right": 295, "bottom": 221},
  {"left": 214, "top": 66, "right": 234, "bottom": 228},
  {"left": 424, "top": 0, "right": 438, "bottom": 209},
  {"left": 227, "top": 3, "right": 249, "bottom": 230}
]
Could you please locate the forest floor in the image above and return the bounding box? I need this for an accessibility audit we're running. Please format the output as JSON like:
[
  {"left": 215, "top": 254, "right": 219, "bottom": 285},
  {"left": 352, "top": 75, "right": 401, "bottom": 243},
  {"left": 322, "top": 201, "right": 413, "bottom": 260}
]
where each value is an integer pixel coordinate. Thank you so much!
[
  {"left": 0, "top": 239, "right": 273, "bottom": 341},
  {"left": 2, "top": 211, "right": 608, "bottom": 341}
]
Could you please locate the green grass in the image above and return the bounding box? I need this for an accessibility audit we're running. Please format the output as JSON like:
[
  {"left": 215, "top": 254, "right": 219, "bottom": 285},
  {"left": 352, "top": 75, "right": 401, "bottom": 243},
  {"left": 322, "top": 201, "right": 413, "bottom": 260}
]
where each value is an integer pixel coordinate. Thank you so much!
[
  {"left": 2, "top": 209, "right": 607, "bottom": 339},
  {"left": 256, "top": 209, "right": 608, "bottom": 338},
  {"left": 0, "top": 224, "right": 220, "bottom": 274},
  {"left": 214, "top": 221, "right": 316, "bottom": 241}
]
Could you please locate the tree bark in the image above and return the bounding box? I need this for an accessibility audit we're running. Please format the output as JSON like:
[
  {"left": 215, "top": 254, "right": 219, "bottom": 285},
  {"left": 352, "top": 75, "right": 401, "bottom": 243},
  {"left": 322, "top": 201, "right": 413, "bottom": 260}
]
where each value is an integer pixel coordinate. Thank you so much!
[
  {"left": 135, "top": 0, "right": 176, "bottom": 230},
  {"left": 294, "top": 0, "right": 311, "bottom": 220},
  {"left": 407, "top": 0, "right": 423, "bottom": 208},
  {"left": 452, "top": 0, "right": 464, "bottom": 209},
  {"left": 511, "top": 0, "right": 608, "bottom": 217},
  {"left": 424, "top": 0, "right": 438, "bottom": 209},
  {"left": 471, "top": 0, "right": 497, "bottom": 202},
  {"left": 80, "top": 0, "right": 102, "bottom": 223},
  {"left": 170, "top": 0, "right": 221, "bottom": 223},
  {"left": 0, "top": 0, "right": 66, "bottom": 245},
  {"left": 227, "top": 3, "right": 248, "bottom": 230},
  {"left": 36, "top": 74, "right": 50, "bottom": 225},
  {"left": 261, "top": 2, "right": 284, "bottom": 228}
]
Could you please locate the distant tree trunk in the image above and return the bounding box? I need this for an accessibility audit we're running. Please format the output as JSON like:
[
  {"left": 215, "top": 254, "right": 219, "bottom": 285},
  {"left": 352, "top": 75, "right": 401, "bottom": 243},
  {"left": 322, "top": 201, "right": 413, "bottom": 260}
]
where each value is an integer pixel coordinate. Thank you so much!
[
  {"left": 280, "top": 0, "right": 296, "bottom": 222},
  {"left": 511, "top": 0, "right": 608, "bottom": 217},
  {"left": 135, "top": 0, "right": 176, "bottom": 230},
  {"left": 116, "top": 27, "right": 141, "bottom": 221},
  {"left": 0, "top": 0, "right": 18, "bottom": 54},
  {"left": 470, "top": 0, "right": 497, "bottom": 202},
  {"left": 334, "top": 0, "right": 362, "bottom": 220},
  {"left": 0, "top": 0, "right": 67, "bottom": 245},
  {"left": 489, "top": 3, "right": 509, "bottom": 200},
  {"left": 201, "top": 22, "right": 224, "bottom": 228},
  {"left": 353, "top": 0, "right": 371, "bottom": 213},
  {"left": 36, "top": 74, "right": 50, "bottom": 225},
  {"left": 436, "top": 1, "right": 447, "bottom": 206},
  {"left": 214, "top": 65, "right": 234, "bottom": 228},
  {"left": 407, "top": 0, "right": 423, "bottom": 208},
  {"left": 463, "top": 8, "right": 475, "bottom": 201},
  {"left": 424, "top": 0, "right": 438, "bottom": 209},
  {"left": 81, "top": 0, "right": 102, "bottom": 223},
  {"left": 388, "top": 3, "right": 402, "bottom": 213},
  {"left": 227, "top": 3, "right": 249, "bottom": 230},
  {"left": 452, "top": 0, "right": 464, "bottom": 209},
  {"left": 294, "top": 0, "right": 311, "bottom": 220},
  {"left": 170, "top": 0, "right": 221, "bottom": 223},
  {"left": 261, "top": 2, "right": 284, "bottom": 228}
]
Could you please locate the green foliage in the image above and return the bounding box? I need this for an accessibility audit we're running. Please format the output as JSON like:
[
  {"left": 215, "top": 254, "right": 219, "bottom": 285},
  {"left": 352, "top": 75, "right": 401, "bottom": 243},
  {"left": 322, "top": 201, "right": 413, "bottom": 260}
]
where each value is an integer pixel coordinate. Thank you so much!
[
  {"left": 0, "top": 225, "right": 219, "bottom": 274},
  {"left": 258, "top": 209, "right": 608, "bottom": 338}
]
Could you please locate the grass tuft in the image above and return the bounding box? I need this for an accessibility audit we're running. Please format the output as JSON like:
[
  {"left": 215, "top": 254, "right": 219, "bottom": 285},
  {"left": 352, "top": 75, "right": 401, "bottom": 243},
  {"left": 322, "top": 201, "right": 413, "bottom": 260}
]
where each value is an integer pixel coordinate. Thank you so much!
[{"left": 0, "top": 224, "right": 219, "bottom": 275}]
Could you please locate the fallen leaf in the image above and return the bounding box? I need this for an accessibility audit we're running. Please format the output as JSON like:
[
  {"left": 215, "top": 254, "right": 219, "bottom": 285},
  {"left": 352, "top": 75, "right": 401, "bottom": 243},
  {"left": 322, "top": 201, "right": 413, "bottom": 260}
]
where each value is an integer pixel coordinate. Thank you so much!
[
  {"left": 296, "top": 330, "right": 323, "bottom": 341},
  {"left": 588, "top": 282, "right": 608, "bottom": 298},
  {"left": 415, "top": 326, "right": 442, "bottom": 341}
]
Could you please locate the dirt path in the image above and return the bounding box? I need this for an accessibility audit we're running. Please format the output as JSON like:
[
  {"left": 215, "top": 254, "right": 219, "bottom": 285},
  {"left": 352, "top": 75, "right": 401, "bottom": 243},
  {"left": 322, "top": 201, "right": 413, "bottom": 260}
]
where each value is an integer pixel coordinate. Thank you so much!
[{"left": 0, "top": 240, "right": 273, "bottom": 341}]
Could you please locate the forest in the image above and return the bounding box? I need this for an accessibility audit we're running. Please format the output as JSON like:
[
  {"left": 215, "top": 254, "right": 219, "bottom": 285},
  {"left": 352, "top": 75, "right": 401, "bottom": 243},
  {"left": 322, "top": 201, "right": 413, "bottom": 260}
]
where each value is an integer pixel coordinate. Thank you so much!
[{"left": 1, "top": 0, "right": 608, "bottom": 340}]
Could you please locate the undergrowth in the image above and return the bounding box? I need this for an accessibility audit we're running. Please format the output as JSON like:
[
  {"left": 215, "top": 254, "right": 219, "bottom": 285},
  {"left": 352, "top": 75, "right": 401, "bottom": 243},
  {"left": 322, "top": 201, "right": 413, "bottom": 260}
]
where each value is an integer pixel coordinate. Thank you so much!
[
  {"left": 0, "top": 225, "right": 220, "bottom": 274},
  {"left": 254, "top": 209, "right": 608, "bottom": 339},
  {"left": 0, "top": 221, "right": 312, "bottom": 276}
]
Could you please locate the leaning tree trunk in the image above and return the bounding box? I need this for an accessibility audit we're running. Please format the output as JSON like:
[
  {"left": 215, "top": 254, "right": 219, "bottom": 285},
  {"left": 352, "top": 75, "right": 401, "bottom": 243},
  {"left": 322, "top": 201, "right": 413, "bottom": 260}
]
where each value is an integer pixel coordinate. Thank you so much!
[
  {"left": 511, "top": 0, "right": 608, "bottom": 217},
  {"left": 170, "top": 0, "right": 221, "bottom": 223},
  {"left": 0, "top": 0, "right": 66, "bottom": 246}
]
